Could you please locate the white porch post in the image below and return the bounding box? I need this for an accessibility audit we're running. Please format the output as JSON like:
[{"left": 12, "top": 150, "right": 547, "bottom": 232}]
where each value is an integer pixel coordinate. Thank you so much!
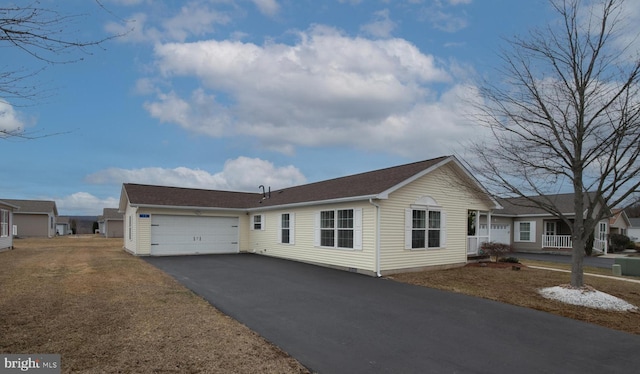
[
  {"left": 487, "top": 211, "right": 492, "bottom": 243},
  {"left": 475, "top": 210, "right": 480, "bottom": 253}
]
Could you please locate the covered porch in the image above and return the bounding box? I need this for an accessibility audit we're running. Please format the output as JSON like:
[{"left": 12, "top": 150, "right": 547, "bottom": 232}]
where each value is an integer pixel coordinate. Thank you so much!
[
  {"left": 467, "top": 210, "right": 492, "bottom": 256},
  {"left": 541, "top": 219, "right": 608, "bottom": 254}
]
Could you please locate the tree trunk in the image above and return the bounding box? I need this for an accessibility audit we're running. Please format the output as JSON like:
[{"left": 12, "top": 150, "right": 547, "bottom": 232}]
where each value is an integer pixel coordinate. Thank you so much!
[{"left": 570, "top": 235, "right": 585, "bottom": 287}]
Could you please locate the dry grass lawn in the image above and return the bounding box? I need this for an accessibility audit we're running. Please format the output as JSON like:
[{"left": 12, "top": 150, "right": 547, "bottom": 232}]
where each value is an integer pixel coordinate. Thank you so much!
[
  {"left": 392, "top": 261, "right": 640, "bottom": 335},
  {"left": 0, "top": 236, "right": 309, "bottom": 373}
]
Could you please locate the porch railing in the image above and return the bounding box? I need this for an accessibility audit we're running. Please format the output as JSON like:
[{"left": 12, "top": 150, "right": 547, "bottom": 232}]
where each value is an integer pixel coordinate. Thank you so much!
[
  {"left": 594, "top": 239, "right": 607, "bottom": 252},
  {"left": 467, "top": 236, "right": 489, "bottom": 255},
  {"left": 542, "top": 235, "right": 572, "bottom": 249}
]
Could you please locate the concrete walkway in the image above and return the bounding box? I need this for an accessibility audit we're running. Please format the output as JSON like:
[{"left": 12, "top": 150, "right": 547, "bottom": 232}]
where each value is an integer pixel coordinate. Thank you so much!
[
  {"left": 527, "top": 265, "right": 640, "bottom": 284},
  {"left": 146, "top": 254, "right": 640, "bottom": 374}
]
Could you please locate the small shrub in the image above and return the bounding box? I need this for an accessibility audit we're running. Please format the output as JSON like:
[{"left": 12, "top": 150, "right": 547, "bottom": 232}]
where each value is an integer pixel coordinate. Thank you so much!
[
  {"left": 609, "top": 234, "right": 632, "bottom": 252},
  {"left": 480, "top": 241, "right": 514, "bottom": 262},
  {"left": 499, "top": 257, "right": 520, "bottom": 264}
]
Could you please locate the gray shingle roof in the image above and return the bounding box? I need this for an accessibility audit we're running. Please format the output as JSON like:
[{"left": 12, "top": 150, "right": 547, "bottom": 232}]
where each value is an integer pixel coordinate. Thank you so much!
[
  {"left": 0, "top": 199, "right": 58, "bottom": 216},
  {"left": 123, "top": 156, "right": 452, "bottom": 210},
  {"left": 496, "top": 192, "right": 599, "bottom": 216},
  {"left": 102, "top": 208, "right": 123, "bottom": 220},
  {"left": 629, "top": 218, "right": 640, "bottom": 227}
]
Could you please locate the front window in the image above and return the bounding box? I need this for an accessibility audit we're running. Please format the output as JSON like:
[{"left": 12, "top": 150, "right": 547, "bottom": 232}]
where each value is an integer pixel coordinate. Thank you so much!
[
  {"left": 1, "top": 209, "right": 8, "bottom": 237},
  {"left": 518, "top": 222, "right": 531, "bottom": 241},
  {"left": 320, "top": 211, "right": 335, "bottom": 247},
  {"left": 412, "top": 209, "right": 441, "bottom": 249},
  {"left": 281, "top": 214, "right": 290, "bottom": 244},
  {"left": 320, "top": 209, "right": 355, "bottom": 249},
  {"left": 253, "top": 215, "right": 262, "bottom": 230}
]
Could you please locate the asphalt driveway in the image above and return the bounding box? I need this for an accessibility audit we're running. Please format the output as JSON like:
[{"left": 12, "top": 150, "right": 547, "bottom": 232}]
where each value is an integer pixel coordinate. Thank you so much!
[{"left": 146, "top": 254, "right": 640, "bottom": 374}]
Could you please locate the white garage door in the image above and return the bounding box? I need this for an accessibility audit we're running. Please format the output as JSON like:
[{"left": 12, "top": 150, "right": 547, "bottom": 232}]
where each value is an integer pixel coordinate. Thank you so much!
[
  {"left": 479, "top": 224, "right": 511, "bottom": 245},
  {"left": 150, "top": 215, "right": 239, "bottom": 255}
]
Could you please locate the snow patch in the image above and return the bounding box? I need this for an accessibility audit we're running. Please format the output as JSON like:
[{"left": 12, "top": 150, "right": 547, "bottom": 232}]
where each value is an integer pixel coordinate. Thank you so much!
[{"left": 539, "top": 285, "right": 638, "bottom": 311}]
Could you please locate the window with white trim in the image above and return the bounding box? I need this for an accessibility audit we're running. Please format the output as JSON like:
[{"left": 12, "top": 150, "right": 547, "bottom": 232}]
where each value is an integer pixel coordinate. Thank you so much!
[
  {"left": 408, "top": 209, "right": 445, "bottom": 249},
  {"left": 315, "top": 208, "right": 362, "bottom": 250},
  {"left": 252, "top": 214, "right": 265, "bottom": 230},
  {"left": 515, "top": 221, "right": 536, "bottom": 242},
  {"left": 1, "top": 209, "right": 9, "bottom": 237},
  {"left": 279, "top": 213, "right": 295, "bottom": 244}
]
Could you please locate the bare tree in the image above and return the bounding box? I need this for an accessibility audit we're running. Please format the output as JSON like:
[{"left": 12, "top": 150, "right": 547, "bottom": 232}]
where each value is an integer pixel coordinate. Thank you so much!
[
  {"left": 468, "top": 0, "right": 640, "bottom": 287},
  {"left": 1, "top": 1, "right": 120, "bottom": 139}
]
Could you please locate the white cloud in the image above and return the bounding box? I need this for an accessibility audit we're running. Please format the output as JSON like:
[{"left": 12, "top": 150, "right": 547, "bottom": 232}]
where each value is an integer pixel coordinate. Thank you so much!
[
  {"left": 147, "top": 25, "right": 463, "bottom": 157},
  {"left": 251, "top": 0, "right": 280, "bottom": 16},
  {"left": 55, "top": 192, "right": 119, "bottom": 216},
  {"left": 361, "top": 9, "right": 397, "bottom": 38},
  {"left": 0, "top": 100, "right": 26, "bottom": 137},
  {"left": 85, "top": 157, "right": 307, "bottom": 192},
  {"left": 106, "top": 3, "right": 230, "bottom": 43}
]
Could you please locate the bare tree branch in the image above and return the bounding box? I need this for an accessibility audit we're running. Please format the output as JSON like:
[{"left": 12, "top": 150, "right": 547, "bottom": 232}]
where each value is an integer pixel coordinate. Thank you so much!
[{"left": 466, "top": 0, "right": 640, "bottom": 287}]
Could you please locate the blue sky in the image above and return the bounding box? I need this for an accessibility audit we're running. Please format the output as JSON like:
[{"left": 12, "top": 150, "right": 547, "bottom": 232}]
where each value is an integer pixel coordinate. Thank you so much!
[{"left": 1, "top": 0, "right": 637, "bottom": 215}]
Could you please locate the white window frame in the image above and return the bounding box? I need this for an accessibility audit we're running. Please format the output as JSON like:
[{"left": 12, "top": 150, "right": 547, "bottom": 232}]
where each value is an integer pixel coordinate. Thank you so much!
[
  {"left": 405, "top": 208, "right": 446, "bottom": 250},
  {"left": 251, "top": 214, "right": 265, "bottom": 231},
  {"left": 314, "top": 208, "right": 362, "bottom": 250},
  {"left": 514, "top": 221, "right": 536, "bottom": 242},
  {"left": 278, "top": 213, "right": 295, "bottom": 244},
  {"left": 1, "top": 209, "right": 9, "bottom": 238}
]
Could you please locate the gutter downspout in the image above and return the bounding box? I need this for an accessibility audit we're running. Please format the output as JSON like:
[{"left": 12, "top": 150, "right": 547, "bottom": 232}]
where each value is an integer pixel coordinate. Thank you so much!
[{"left": 369, "top": 198, "right": 382, "bottom": 277}]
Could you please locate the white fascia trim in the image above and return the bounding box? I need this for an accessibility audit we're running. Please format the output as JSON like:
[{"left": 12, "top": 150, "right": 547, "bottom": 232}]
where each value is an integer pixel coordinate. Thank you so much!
[
  {"left": 249, "top": 195, "right": 380, "bottom": 212},
  {"left": 129, "top": 204, "right": 248, "bottom": 213}
]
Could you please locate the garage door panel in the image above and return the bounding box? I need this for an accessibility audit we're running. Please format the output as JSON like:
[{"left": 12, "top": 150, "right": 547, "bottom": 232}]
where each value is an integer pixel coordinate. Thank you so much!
[{"left": 151, "top": 215, "right": 239, "bottom": 255}]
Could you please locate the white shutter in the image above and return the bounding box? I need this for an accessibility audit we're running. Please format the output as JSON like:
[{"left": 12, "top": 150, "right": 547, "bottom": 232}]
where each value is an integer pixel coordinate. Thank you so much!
[
  {"left": 514, "top": 222, "right": 521, "bottom": 242},
  {"left": 314, "top": 212, "right": 320, "bottom": 246},
  {"left": 529, "top": 221, "right": 536, "bottom": 242},
  {"left": 405, "top": 208, "right": 412, "bottom": 249},
  {"left": 290, "top": 213, "right": 295, "bottom": 245},
  {"left": 354, "top": 208, "right": 363, "bottom": 250},
  {"left": 260, "top": 214, "right": 265, "bottom": 231},
  {"left": 440, "top": 211, "right": 447, "bottom": 247}
]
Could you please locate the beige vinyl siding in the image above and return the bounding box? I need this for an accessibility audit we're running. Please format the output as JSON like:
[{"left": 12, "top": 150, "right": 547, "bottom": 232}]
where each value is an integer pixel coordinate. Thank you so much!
[
  {"left": 123, "top": 205, "right": 137, "bottom": 254},
  {"left": 252, "top": 201, "right": 377, "bottom": 274},
  {"left": 378, "top": 163, "right": 493, "bottom": 273}
]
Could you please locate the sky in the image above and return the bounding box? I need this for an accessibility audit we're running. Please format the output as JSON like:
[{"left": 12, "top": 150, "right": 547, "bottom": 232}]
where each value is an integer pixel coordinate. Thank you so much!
[{"left": 1, "top": 0, "right": 638, "bottom": 215}]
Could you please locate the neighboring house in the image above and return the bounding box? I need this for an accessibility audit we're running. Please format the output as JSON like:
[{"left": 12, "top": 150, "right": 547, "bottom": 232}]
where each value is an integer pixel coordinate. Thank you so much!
[
  {"left": 479, "top": 193, "right": 612, "bottom": 254},
  {"left": 119, "top": 156, "right": 501, "bottom": 276},
  {"left": 0, "top": 200, "right": 19, "bottom": 250},
  {"left": 98, "top": 208, "right": 124, "bottom": 238},
  {"left": 0, "top": 199, "right": 58, "bottom": 238},
  {"left": 628, "top": 218, "right": 640, "bottom": 242},
  {"left": 56, "top": 216, "right": 72, "bottom": 236},
  {"left": 609, "top": 208, "right": 631, "bottom": 237}
]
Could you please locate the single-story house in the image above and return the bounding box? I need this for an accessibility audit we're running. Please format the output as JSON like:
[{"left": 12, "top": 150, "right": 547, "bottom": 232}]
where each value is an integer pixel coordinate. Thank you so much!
[
  {"left": 628, "top": 218, "right": 640, "bottom": 242},
  {"left": 608, "top": 208, "right": 631, "bottom": 237},
  {"left": 0, "top": 200, "right": 19, "bottom": 250},
  {"left": 98, "top": 208, "right": 124, "bottom": 238},
  {"left": 56, "top": 216, "right": 72, "bottom": 236},
  {"left": 0, "top": 199, "right": 58, "bottom": 238},
  {"left": 119, "top": 155, "right": 501, "bottom": 276},
  {"left": 474, "top": 193, "right": 614, "bottom": 254}
]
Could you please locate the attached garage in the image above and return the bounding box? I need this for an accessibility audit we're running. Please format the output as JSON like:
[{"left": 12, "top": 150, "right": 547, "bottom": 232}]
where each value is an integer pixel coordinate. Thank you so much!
[{"left": 150, "top": 215, "right": 240, "bottom": 255}]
